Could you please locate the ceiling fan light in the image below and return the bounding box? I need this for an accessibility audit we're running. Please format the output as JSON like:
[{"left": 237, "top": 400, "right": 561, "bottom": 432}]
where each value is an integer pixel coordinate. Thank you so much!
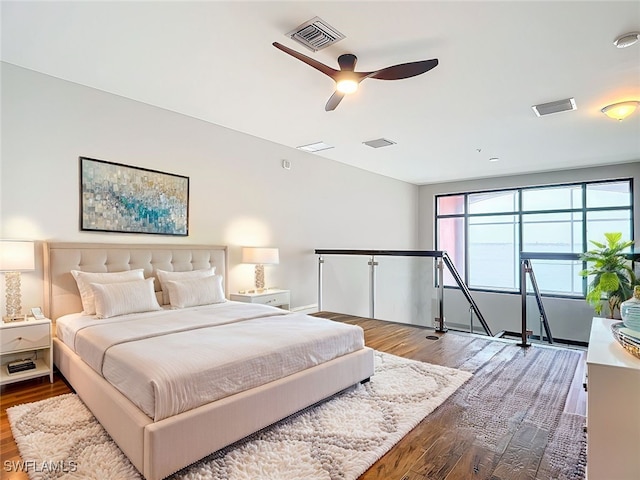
[
  {"left": 336, "top": 79, "right": 358, "bottom": 94},
  {"left": 601, "top": 101, "right": 640, "bottom": 121},
  {"left": 613, "top": 32, "right": 640, "bottom": 48}
]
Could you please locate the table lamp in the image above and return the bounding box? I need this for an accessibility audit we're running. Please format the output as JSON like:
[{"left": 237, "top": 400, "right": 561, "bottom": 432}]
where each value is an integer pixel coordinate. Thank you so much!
[
  {"left": 0, "top": 240, "right": 35, "bottom": 321},
  {"left": 242, "top": 247, "right": 279, "bottom": 292}
]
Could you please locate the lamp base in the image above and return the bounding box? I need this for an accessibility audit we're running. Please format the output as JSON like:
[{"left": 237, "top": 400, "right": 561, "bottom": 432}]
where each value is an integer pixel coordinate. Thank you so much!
[
  {"left": 3, "top": 314, "right": 27, "bottom": 323},
  {"left": 254, "top": 264, "right": 265, "bottom": 290},
  {"left": 4, "top": 271, "right": 23, "bottom": 318}
]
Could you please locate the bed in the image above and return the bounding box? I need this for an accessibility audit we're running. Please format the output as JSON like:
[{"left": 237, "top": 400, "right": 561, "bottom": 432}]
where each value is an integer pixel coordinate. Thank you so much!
[{"left": 45, "top": 242, "right": 374, "bottom": 480}]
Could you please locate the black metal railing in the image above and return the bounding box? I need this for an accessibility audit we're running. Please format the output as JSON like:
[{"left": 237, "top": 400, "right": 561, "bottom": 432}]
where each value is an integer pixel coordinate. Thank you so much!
[
  {"left": 315, "top": 249, "right": 493, "bottom": 337},
  {"left": 518, "top": 251, "right": 638, "bottom": 346},
  {"left": 518, "top": 252, "right": 572, "bottom": 346},
  {"left": 315, "top": 249, "right": 637, "bottom": 347}
]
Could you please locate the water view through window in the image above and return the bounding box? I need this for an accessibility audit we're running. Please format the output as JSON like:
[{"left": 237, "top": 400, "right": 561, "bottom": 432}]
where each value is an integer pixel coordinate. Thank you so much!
[{"left": 436, "top": 180, "right": 633, "bottom": 296}]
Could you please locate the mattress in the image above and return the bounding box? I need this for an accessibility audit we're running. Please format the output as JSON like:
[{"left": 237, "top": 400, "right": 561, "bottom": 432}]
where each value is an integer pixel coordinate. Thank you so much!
[{"left": 56, "top": 301, "right": 365, "bottom": 421}]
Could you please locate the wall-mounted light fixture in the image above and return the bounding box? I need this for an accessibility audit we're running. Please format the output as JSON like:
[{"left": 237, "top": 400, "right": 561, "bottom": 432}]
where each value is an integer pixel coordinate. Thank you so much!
[
  {"left": 0, "top": 240, "right": 35, "bottom": 321},
  {"left": 242, "top": 247, "right": 279, "bottom": 292},
  {"left": 601, "top": 101, "right": 639, "bottom": 121}
]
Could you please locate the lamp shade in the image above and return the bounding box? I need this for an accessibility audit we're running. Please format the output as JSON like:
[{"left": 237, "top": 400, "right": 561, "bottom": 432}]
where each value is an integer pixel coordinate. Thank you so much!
[
  {"left": 601, "top": 101, "right": 639, "bottom": 121},
  {"left": 242, "top": 247, "right": 279, "bottom": 265},
  {"left": 0, "top": 241, "right": 35, "bottom": 272}
]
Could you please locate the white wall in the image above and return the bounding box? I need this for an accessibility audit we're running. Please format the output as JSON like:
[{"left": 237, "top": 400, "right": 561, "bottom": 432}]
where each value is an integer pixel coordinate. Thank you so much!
[
  {"left": 419, "top": 163, "right": 640, "bottom": 343},
  {"left": 1, "top": 63, "right": 419, "bottom": 314}
]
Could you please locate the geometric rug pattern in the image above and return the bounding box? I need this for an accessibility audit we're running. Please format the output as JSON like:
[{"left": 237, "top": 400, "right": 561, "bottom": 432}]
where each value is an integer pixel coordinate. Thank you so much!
[{"left": 7, "top": 351, "right": 472, "bottom": 480}]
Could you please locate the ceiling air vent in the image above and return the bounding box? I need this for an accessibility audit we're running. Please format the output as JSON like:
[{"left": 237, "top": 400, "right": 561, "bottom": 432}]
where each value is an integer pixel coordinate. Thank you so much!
[
  {"left": 286, "top": 17, "right": 345, "bottom": 52},
  {"left": 297, "top": 141, "right": 334, "bottom": 153},
  {"left": 532, "top": 98, "right": 577, "bottom": 117},
  {"left": 363, "top": 138, "right": 396, "bottom": 149}
]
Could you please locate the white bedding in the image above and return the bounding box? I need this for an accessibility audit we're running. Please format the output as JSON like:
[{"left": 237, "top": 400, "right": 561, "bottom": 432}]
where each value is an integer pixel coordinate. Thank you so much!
[{"left": 56, "top": 302, "right": 365, "bottom": 421}]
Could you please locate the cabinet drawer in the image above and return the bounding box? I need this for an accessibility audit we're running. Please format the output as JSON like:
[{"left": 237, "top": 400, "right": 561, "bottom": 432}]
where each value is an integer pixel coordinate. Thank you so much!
[
  {"left": 257, "top": 292, "right": 289, "bottom": 306},
  {"left": 1, "top": 323, "right": 50, "bottom": 353}
]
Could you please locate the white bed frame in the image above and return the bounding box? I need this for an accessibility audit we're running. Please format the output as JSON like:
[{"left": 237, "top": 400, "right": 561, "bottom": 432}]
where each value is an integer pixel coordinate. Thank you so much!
[{"left": 44, "top": 242, "right": 374, "bottom": 480}]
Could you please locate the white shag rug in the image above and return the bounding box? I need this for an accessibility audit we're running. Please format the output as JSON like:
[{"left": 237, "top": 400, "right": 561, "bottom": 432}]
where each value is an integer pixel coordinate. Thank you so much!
[{"left": 7, "top": 351, "right": 471, "bottom": 480}]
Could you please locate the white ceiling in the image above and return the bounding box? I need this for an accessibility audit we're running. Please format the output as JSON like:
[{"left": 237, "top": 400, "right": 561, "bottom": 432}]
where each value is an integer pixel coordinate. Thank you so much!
[{"left": 2, "top": 1, "right": 639, "bottom": 185}]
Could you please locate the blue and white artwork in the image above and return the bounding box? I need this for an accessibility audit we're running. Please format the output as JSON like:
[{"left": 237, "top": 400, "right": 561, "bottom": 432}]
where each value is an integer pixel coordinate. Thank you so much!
[{"left": 80, "top": 157, "right": 189, "bottom": 235}]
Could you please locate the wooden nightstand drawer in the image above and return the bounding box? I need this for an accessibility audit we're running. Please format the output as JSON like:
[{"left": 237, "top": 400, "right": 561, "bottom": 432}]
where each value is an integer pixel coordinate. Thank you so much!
[{"left": 1, "top": 322, "right": 50, "bottom": 353}]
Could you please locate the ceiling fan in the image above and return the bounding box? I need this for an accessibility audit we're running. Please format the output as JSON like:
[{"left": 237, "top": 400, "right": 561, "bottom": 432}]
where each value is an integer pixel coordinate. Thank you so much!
[{"left": 272, "top": 41, "right": 439, "bottom": 111}]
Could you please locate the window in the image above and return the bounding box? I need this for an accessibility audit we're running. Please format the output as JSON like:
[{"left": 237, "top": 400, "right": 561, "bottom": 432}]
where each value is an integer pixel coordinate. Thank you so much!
[
  {"left": 435, "top": 179, "right": 634, "bottom": 296},
  {"left": 468, "top": 214, "right": 519, "bottom": 290}
]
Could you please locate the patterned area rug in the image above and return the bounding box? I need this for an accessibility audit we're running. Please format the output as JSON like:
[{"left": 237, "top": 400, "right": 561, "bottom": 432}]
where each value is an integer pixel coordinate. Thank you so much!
[{"left": 7, "top": 351, "right": 471, "bottom": 480}]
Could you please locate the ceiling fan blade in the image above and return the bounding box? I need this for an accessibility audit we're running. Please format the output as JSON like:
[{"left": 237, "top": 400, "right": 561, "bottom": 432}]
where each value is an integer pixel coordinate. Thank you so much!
[
  {"left": 325, "top": 91, "right": 345, "bottom": 111},
  {"left": 368, "top": 59, "right": 439, "bottom": 80},
  {"left": 272, "top": 42, "right": 339, "bottom": 79}
]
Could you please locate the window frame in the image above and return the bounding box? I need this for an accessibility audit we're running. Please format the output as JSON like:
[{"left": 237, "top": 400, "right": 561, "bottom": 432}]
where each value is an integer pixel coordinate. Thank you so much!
[{"left": 435, "top": 178, "right": 634, "bottom": 298}]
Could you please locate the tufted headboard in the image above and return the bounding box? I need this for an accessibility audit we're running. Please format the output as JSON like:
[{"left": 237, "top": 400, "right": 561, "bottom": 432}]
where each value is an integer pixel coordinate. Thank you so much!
[{"left": 43, "top": 242, "right": 228, "bottom": 320}]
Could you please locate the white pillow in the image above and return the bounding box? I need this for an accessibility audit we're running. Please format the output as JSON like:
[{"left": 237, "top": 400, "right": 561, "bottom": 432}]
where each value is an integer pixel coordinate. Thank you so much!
[
  {"left": 71, "top": 269, "right": 145, "bottom": 315},
  {"left": 90, "top": 278, "right": 161, "bottom": 319},
  {"left": 165, "top": 275, "right": 225, "bottom": 309},
  {"left": 156, "top": 267, "right": 216, "bottom": 305}
]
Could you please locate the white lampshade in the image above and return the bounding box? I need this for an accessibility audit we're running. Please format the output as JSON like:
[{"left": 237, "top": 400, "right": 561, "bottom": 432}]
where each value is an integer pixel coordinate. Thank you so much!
[
  {"left": 242, "top": 247, "right": 279, "bottom": 265},
  {"left": 0, "top": 241, "right": 35, "bottom": 272}
]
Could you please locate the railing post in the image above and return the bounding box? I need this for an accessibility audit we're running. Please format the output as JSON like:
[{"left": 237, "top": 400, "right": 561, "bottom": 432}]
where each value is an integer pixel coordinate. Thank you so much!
[
  {"left": 519, "top": 258, "right": 531, "bottom": 347},
  {"left": 435, "top": 258, "right": 447, "bottom": 333},
  {"left": 441, "top": 253, "right": 490, "bottom": 336},
  {"left": 368, "top": 255, "right": 378, "bottom": 318},
  {"left": 318, "top": 255, "right": 324, "bottom": 312}
]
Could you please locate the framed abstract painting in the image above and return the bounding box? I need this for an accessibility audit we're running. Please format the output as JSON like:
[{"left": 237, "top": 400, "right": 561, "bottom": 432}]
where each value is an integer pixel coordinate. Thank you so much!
[{"left": 80, "top": 157, "right": 189, "bottom": 236}]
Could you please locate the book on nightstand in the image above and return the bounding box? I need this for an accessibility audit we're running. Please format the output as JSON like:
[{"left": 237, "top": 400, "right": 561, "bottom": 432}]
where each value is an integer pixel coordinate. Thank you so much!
[{"left": 7, "top": 359, "right": 36, "bottom": 374}]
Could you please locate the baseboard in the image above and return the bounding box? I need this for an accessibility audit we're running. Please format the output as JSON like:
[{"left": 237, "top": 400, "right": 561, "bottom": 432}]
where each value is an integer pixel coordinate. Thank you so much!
[{"left": 291, "top": 304, "right": 319, "bottom": 315}]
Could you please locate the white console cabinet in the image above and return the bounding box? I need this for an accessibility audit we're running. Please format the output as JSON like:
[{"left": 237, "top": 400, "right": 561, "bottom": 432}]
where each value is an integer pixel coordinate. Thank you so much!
[{"left": 586, "top": 317, "right": 640, "bottom": 480}]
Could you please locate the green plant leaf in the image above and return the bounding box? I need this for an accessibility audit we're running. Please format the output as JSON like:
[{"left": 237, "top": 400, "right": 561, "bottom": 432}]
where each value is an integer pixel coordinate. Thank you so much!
[
  {"left": 580, "top": 232, "right": 636, "bottom": 315},
  {"left": 605, "top": 232, "right": 622, "bottom": 247},
  {"left": 585, "top": 288, "right": 602, "bottom": 306},
  {"left": 598, "top": 272, "right": 620, "bottom": 292}
]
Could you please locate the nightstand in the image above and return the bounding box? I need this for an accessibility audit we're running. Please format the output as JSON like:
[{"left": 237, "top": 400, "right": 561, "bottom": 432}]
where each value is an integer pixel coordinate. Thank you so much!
[
  {"left": 230, "top": 289, "right": 290, "bottom": 310},
  {"left": 0, "top": 318, "right": 53, "bottom": 385}
]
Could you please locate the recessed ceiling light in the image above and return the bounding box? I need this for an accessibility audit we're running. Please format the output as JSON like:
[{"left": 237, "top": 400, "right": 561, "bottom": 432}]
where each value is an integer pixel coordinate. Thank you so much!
[
  {"left": 297, "top": 141, "right": 334, "bottom": 153},
  {"left": 614, "top": 32, "right": 640, "bottom": 48},
  {"left": 363, "top": 138, "right": 396, "bottom": 148}
]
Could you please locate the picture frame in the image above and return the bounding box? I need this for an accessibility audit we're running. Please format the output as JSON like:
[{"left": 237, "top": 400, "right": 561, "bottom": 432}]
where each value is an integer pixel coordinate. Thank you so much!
[
  {"left": 30, "top": 307, "right": 45, "bottom": 320},
  {"left": 80, "top": 157, "right": 189, "bottom": 236}
]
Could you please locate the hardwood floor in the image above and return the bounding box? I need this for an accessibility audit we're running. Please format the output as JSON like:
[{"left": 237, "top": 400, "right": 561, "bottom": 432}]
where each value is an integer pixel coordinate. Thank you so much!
[
  {"left": 0, "top": 313, "right": 586, "bottom": 480},
  {"left": 315, "top": 313, "right": 587, "bottom": 480}
]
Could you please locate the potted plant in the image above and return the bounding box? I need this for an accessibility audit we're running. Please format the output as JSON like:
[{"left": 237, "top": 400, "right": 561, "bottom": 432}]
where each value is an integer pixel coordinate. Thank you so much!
[{"left": 579, "top": 232, "right": 636, "bottom": 318}]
